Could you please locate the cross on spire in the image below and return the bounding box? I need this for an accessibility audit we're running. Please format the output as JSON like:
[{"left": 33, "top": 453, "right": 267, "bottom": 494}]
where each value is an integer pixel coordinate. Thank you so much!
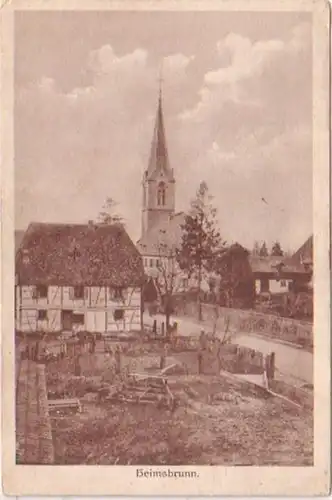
[{"left": 158, "top": 61, "right": 164, "bottom": 99}]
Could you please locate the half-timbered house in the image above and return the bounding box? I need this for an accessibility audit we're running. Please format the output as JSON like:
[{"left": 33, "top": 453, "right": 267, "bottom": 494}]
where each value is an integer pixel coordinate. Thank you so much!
[{"left": 15, "top": 222, "right": 144, "bottom": 334}]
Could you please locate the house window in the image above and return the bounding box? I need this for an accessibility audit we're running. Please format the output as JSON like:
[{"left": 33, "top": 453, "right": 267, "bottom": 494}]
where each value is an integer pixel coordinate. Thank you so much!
[
  {"left": 156, "top": 259, "right": 160, "bottom": 268},
  {"left": 181, "top": 278, "right": 189, "bottom": 289},
  {"left": 280, "top": 280, "right": 287, "bottom": 287},
  {"left": 73, "top": 286, "right": 84, "bottom": 299},
  {"left": 37, "top": 310, "right": 47, "bottom": 321},
  {"left": 72, "top": 313, "right": 84, "bottom": 325},
  {"left": 113, "top": 309, "right": 124, "bottom": 321},
  {"left": 157, "top": 182, "right": 166, "bottom": 206},
  {"left": 150, "top": 259, "right": 153, "bottom": 268},
  {"left": 33, "top": 285, "right": 48, "bottom": 299},
  {"left": 260, "top": 278, "right": 269, "bottom": 293},
  {"left": 109, "top": 287, "right": 124, "bottom": 301}
]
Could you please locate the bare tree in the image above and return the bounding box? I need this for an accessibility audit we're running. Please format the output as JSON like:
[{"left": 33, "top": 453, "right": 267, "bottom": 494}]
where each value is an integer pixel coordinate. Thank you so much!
[
  {"left": 154, "top": 241, "right": 183, "bottom": 333},
  {"left": 97, "top": 197, "right": 124, "bottom": 225},
  {"left": 211, "top": 304, "right": 232, "bottom": 344}
]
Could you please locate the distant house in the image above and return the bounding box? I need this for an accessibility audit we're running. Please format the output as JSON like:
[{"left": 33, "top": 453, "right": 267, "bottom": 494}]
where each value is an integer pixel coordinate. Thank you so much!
[
  {"left": 250, "top": 250, "right": 312, "bottom": 296},
  {"left": 15, "top": 222, "right": 145, "bottom": 334}
]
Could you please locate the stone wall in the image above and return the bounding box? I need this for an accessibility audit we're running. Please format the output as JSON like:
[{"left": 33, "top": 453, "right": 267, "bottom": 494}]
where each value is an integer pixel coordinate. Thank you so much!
[
  {"left": 175, "top": 301, "right": 313, "bottom": 348},
  {"left": 16, "top": 360, "right": 54, "bottom": 464}
]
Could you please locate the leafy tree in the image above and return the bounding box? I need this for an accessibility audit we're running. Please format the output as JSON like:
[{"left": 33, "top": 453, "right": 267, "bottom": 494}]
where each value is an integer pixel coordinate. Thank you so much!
[
  {"left": 214, "top": 244, "right": 255, "bottom": 309},
  {"left": 271, "top": 241, "right": 284, "bottom": 257},
  {"left": 252, "top": 241, "right": 260, "bottom": 256},
  {"left": 177, "top": 181, "right": 224, "bottom": 320},
  {"left": 259, "top": 241, "right": 269, "bottom": 257},
  {"left": 97, "top": 197, "right": 124, "bottom": 225}
]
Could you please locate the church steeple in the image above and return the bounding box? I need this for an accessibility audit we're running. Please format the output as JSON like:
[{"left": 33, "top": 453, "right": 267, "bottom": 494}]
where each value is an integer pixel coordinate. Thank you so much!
[
  {"left": 146, "top": 80, "right": 174, "bottom": 181},
  {"left": 141, "top": 78, "right": 176, "bottom": 238}
]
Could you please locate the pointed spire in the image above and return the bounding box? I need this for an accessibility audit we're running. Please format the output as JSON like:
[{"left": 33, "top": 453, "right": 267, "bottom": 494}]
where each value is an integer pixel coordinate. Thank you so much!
[
  {"left": 158, "top": 61, "right": 163, "bottom": 100},
  {"left": 146, "top": 66, "right": 173, "bottom": 180}
]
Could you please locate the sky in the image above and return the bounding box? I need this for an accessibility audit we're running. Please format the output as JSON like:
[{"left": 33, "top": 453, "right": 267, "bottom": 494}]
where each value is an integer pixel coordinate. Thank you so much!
[{"left": 15, "top": 11, "right": 312, "bottom": 253}]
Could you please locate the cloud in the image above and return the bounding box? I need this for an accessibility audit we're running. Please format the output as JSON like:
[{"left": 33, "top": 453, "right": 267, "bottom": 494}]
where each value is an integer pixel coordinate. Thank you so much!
[
  {"left": 15, "top": 45, "right": 196, "bottom": 241},
  {"left": 15, "top": 25, "right": 312, "bottom": 251},
  {"left": 181, "top": 22, "right": 311, "bottom": 123},
  {"left": 207, "top": 34, "right": 284, "bottom": 85},
  {"left": 88, "top": 45, "right": 148, "bottom": 75},
  {"left": 163, "top": 53, "right": 194, "bottom": 78},
  {"left": 36, "top": 76, "right": 56, "bottom": 92}
]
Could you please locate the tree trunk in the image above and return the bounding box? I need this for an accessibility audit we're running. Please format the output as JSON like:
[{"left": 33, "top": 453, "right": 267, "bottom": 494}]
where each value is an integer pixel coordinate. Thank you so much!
[
  {"left": 198, "top": 263, "right": 202, "bottom": 321},
  {"left": 140, "top": 286, "right": 144, "bottom": 332}
]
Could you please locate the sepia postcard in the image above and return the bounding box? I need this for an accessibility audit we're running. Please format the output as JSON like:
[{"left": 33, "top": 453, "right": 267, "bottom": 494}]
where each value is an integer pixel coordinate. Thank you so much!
[{"left": 1, "top": 0, "right": 331, "bottom": 496}]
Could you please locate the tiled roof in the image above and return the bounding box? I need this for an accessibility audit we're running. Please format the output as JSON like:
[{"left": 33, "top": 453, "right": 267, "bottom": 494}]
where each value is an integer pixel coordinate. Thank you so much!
[
  {"left": 16, "top": 222, "right": 144, "bottom": 287},
  {"left": 137, "top": 212, "right": 186, "bottom": 256},
  {"left": 215, "top": 242, "right": 250, "bottom": 260},
  {"left": 290, "top": 235, "right": 313, "bottom": 265},
  {"left": 249, "top": 255, "right": 308, "bottom": 275}
]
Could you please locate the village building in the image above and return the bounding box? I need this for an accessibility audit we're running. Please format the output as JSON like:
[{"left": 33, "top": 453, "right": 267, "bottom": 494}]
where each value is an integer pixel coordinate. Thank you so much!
[
  {"left": 15, "top": 222, "right": 144, "bottom": 334},
  {"left": 250, "top": 235, "right": 313, "bottom": 296},
  {"left": 289, "top": 235, "right": 313, "bottom": 274},
  {"left": 135, "top": 85, "right": 314, "bottom": 316}
]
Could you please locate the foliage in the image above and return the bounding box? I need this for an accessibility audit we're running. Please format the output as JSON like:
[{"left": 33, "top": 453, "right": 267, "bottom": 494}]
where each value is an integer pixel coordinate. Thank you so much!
[
  {"left": 252, "top": 241, "right": 261, "bottom": 256},
  {"left": 214, "top": 245, "right": 255, "bottom": 308},
  {"left": 177, "top": 182, "right": 224, "bottom": 319},
  {"left": 97, "top": 197, "right": 124, "bottom": 225},
  {"left": 271, "top": 241, "right": 284, "bottom": 257},
  {"left": 259, "top": 241, "right": 269, "bottom": 257}
]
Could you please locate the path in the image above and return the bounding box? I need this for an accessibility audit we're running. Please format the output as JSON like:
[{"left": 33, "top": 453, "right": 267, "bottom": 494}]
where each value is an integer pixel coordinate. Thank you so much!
[{"left": 143, "top": 313, "right": 313, "bottom": 385}]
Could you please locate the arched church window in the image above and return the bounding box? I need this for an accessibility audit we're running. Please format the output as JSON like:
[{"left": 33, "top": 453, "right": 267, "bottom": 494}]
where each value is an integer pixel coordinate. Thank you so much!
[{"left": 157, "top": 182, "right": 166, "bottom": 206}]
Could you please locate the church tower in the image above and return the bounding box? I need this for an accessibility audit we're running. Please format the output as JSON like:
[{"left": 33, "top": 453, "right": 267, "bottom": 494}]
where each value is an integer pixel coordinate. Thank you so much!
[{"left": 141, "top": 86, "right": 175, "bottom": 238}]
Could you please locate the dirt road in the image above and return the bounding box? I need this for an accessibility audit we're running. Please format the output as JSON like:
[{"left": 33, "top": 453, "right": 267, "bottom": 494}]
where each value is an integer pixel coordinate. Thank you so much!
[{"left": 143, "top": 313, "right": 313, "bottom": 385}]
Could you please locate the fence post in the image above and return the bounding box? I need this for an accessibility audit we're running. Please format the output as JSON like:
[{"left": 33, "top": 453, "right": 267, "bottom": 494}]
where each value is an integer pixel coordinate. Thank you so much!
[
  {"left": 197, "top": 351, "right": 203, "bottom": 374},
  {"left": 269, "top": 352, "right": 275, "bottom": 380}
]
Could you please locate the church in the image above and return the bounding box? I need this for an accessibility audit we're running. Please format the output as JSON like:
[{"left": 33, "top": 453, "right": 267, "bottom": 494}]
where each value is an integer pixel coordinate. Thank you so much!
[{"left": 136, "top": 86, "right": 186, "bottom": 279}]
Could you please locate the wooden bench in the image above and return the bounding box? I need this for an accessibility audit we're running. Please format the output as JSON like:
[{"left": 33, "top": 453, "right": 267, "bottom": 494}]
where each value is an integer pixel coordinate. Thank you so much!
[{"left": 48, "top": 398, "right": 82, "bottom": 414}]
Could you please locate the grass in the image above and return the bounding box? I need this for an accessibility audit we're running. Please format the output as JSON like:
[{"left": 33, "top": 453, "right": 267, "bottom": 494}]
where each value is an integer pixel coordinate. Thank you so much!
[{"left": 51, "top": 373, "right": 313, "bottom": 466}]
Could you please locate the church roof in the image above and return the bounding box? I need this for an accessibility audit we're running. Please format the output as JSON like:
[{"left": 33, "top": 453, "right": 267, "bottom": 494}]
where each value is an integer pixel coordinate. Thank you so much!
[
  {"left": 290, "top": 235, "right": 313, "bottom": 265},
  {"left": 137, "top": 212, "right": 185, "bottom": 256},
  {"left": 146, "top": 91, "right": 174, "bottom": 181}
]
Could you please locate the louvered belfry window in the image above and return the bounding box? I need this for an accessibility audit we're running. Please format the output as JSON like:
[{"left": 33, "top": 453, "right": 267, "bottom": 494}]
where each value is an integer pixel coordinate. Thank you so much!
[{"left": 157, "top": 182, "right": 166, "bottom": 206}]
